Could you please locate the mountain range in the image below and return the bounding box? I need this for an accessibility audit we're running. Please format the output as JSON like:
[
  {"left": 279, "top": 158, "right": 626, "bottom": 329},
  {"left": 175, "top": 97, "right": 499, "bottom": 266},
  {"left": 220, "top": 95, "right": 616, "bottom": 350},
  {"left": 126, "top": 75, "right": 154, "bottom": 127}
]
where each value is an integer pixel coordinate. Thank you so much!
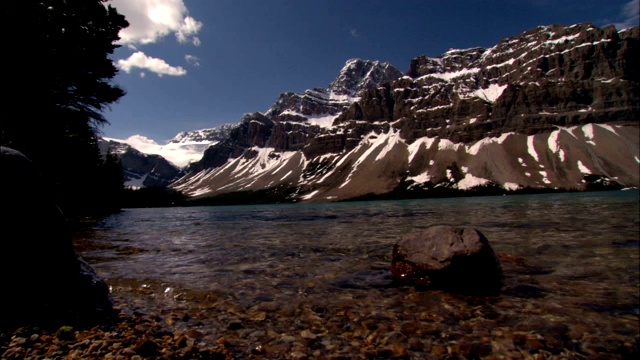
[
  {"left": 98, "top": 123, "right": 238, "bottom": 188},
  {"left": 103, "top": 23, "right": 639, "bottom": 203}
]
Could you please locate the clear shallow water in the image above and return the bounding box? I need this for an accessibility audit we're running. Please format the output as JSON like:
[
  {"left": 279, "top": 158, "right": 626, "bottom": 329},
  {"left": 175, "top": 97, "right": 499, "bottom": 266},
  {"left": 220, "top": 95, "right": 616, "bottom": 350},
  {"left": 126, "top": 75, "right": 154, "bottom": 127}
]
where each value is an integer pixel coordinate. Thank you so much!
[{"left": 74, "top": 191, "right": 639, "bottom": 357}]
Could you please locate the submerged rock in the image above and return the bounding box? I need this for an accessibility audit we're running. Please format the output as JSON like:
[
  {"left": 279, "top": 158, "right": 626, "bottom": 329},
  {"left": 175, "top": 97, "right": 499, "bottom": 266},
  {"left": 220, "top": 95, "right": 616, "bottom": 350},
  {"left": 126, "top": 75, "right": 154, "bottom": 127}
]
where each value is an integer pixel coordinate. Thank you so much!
[
  {"left": 0, "top": 146, "right": 114, "bottom": 329},
  {"left": 391, "top": 225, "right": 503, "bottom": 294}
]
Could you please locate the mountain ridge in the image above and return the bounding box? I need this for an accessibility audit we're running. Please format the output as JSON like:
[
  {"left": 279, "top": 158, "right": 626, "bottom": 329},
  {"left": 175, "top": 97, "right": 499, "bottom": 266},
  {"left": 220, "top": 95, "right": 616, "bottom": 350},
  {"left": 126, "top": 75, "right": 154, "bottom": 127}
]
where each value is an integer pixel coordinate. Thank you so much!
[
  {"left": 99, "top": 122, "right": 238, "bottom": 181},
  {"left": 172, "top": 22, "right": 639, "bottom": 202},
  {"left": 118, "top": 23, "right": 639, "bottom": 202},
  {"left": 98, "top": 138, "right": 184, "bottom": 188}
]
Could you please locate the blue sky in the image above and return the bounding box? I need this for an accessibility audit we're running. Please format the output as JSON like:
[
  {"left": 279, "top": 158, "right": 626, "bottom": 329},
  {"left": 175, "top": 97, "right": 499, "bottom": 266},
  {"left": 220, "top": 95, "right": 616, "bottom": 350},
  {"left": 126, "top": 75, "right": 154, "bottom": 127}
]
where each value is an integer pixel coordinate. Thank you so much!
[{"left": 104, "top": 0, "right": 639, "bottom": 144}]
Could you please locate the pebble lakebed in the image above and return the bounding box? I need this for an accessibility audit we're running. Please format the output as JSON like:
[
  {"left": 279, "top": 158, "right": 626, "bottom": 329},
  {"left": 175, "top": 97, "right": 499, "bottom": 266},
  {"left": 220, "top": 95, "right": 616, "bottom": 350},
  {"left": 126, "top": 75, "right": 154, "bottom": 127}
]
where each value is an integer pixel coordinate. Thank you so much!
[
  {"left": 3, "top": 193, "right": 638, "bottom": 359},
  {"left": 2, "top": 251, "right": 638, "bottom": 359}
]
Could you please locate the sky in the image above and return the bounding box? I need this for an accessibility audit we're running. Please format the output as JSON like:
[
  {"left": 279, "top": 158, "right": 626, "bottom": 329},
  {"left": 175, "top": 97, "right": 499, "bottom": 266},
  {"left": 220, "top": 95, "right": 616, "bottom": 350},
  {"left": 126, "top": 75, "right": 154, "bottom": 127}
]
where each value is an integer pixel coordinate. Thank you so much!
[{"left": 103, "top": 0, "right": 639, "bottom": 145}]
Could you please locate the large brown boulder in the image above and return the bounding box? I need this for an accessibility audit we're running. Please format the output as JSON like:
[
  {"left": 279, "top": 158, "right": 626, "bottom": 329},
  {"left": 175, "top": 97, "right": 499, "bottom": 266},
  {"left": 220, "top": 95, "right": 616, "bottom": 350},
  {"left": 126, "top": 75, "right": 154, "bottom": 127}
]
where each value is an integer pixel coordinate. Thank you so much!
[
  {"left": 391, "top": 225, "right": 503, "bottom": 294},
  {"left": 0, "top": 146, "right": 114, "bottom": 329}
]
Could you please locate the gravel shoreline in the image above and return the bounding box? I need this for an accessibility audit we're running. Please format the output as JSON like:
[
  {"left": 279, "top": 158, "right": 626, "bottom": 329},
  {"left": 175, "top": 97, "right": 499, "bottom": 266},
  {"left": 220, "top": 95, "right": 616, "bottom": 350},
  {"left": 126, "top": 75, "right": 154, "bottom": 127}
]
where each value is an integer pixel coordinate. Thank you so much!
[
  {"left": 2, "top": 290, "right": 638, "bottom": 360},
  {"left": 0, "top": 307, "right": 232, "bottom": 359}
]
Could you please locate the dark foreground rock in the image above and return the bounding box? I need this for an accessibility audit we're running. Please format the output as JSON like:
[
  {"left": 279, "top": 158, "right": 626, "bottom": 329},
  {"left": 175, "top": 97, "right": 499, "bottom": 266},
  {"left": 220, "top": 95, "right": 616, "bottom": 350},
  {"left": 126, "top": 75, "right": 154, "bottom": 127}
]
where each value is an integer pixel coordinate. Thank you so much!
[
  {"left": 0, "top": 146, "right": 114, "bottom": 329},
  {"left": 391, "top": 225, "right": 503, "bottom": 293}
]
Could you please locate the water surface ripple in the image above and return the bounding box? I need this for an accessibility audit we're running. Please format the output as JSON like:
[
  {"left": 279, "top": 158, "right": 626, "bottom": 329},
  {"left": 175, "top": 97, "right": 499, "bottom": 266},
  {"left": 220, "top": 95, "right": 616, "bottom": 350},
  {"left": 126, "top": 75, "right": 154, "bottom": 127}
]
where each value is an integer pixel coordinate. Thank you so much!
[{"left": 74, "top": 191, "right": 640, "bottom": 358}]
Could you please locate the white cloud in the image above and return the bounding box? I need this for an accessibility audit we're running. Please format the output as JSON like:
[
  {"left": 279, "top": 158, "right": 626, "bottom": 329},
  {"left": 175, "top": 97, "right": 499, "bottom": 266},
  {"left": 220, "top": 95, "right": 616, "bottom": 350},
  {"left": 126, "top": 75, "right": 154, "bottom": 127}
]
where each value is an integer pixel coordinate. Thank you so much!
[
  {"left": 614, "top": 0, "right": 639, "bottom": 29},
  {"left": 350, "top": 28, "right": 359, "bottom": 38},
  {"left": 109, "top": 0, "right": 203, "bottom": 45},
  {"left": 121, "top": 135, "right": 162, "bottom": 153},
  {"left": 117, "top": 51, "right": 187, "bottom": 76},
  {"left": 177, "top": 16, "right": 203, "bottom": 45},
  {"left": 185, "top": 54, "right": 201, "bottom": 66}
]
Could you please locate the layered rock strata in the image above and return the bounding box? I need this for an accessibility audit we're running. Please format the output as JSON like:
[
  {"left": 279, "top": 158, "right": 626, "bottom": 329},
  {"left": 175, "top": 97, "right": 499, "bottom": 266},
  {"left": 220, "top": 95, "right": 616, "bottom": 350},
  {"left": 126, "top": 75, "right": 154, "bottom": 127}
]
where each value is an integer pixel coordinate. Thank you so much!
[{"left": 172, "top": 23, "right": 639, "bottom": 203}]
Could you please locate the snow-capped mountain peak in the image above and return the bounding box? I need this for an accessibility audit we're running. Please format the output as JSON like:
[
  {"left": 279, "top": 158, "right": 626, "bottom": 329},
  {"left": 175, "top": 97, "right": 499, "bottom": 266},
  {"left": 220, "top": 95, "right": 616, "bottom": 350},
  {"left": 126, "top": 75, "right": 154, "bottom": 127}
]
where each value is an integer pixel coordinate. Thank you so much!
[
  {"left": 169, "top": 123, "right": 239, "bottom": 144},
  {"left": 329, "top": 58, "right": 403, "bottom": 99},
  {"left": 263, "top": 58, "right": 403, "bottom": 123}
]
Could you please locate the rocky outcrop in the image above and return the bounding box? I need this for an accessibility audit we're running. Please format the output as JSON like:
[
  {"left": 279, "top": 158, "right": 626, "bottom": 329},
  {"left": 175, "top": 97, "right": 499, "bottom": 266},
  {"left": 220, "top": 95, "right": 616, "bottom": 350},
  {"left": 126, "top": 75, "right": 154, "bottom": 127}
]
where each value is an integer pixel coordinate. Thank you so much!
[
  {"left": 0, "top": 147, "right": 114, "bottom": 328},
  {"left": 391, "top": 226, "right": 503, "bottom": 294},
  {"left": 172, "top": 23, "right": 639, "bottom": 203},
  {"left": 328, "top": 59, "right": 404, "bottom": 98}
]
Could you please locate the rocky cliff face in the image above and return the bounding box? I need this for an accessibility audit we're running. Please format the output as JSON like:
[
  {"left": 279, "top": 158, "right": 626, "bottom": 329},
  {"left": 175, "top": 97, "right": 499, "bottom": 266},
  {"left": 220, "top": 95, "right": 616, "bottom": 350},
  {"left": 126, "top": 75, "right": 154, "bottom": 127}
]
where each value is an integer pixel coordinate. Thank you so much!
[
  {"left": 336, "top": 24, "right": 638, "bottom": 145},
  {"left": 172, "top": 23, "right": 639, "bottom": 203}
]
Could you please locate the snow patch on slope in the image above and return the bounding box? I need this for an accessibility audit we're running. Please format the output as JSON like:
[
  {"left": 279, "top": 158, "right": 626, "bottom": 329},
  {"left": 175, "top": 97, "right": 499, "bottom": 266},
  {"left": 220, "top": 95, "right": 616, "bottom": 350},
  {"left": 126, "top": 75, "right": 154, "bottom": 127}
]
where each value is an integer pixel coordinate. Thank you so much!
[
  {"left": 307, "top": 114, "right": 339, "bottom": 128},
  {"left": 503, "top": 182, "right": 520, "bottom": 191},
  {"left": 595, "top": 123, "right": 619, "bottom": 136},
  {"left": 467, "top": 133, "right": 512, "bottom": 155},
  {"left": 408, "top": 137, "right": 436, "bottom": 163},
  {"left": 547, "top": 130, "right": 565, "bottom": 162},
  {"left": 340, "top": 130, "right": 400, "bottom": 188},
  {"left": 539, "top": 171, "right": 551, "bottom": 184},
  {"left": 458, "top": 173, "right": 490, "bottom": 190},
  {"left": 583, "top": 124, "right": 596, "bottom": 145},
  {"left": 438, "top": 139, "right": 463, "bottom": 151},
  {"left": 301, "top": 190, "right": 320, "bottom": 200},
  {"left": 407, "top": 171, "right": 431, "bottom": 184},
  {"left": 471, "top": 83, "right": 507, "bottom": 103},
  {"left": 418, "top": 68, "right": 481, "bottom": 82},
  {"left": 231, "top": 147, "right": 297, "bottom": 178},
  {"left": 375, "top": 128, "right": 403, "bottom": 161},
  {"left": 577, "top": 160, "right": 592, "bottom": 174},
  {"left": 527, "top": 135, "right": 539, "bottom": 162},
  {"left": 455, "top": 166, "right": 490, "bottom": 190}
]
